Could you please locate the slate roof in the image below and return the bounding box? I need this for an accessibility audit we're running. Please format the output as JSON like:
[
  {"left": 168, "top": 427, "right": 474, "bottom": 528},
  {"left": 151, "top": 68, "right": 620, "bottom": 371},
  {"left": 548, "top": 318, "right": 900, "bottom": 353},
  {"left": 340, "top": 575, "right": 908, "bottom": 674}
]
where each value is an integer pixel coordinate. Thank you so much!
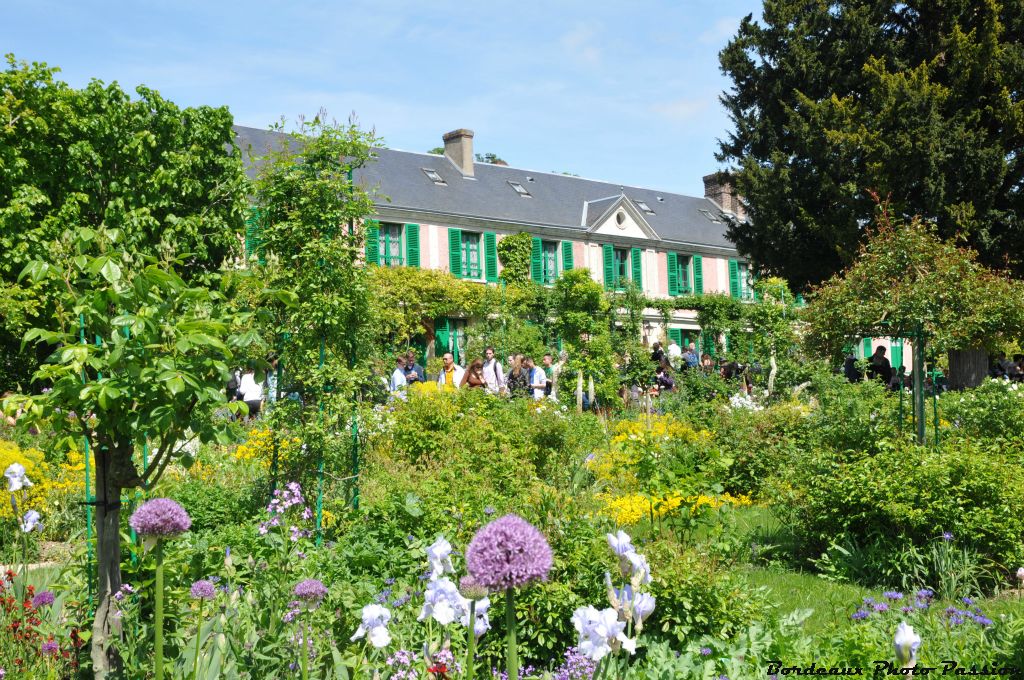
[{"left": 233, "top": 125, "right": 736, "bottom": 250}]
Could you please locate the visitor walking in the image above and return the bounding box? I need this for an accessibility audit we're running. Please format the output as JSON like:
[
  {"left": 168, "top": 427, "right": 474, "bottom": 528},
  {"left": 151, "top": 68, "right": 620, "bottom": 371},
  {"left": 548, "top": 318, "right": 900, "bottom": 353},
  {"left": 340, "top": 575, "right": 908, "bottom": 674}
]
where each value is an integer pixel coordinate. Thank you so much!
[
  {"left": 405, "top": 350, "right": 426, "bottom": 384},
  {"left": 238, "top": 367, "right": 264, "bottom": 420},
  {"left": 389, "top": 355, "right": 408, "bottom": 397},
  {"left": 482, "top": 346, "right": 505, "bottom": 394},
  {"left": 666, "top": 337, "right": 682, "bottom": 370},
  {"left": 867, "top": 346, "right": 893, "bottom": 385},
  {"left": 683, "top": 343, "right": 699, "bottom": 369},
  {"left": 506, "top": 354, "right": 529, "bottom": 398},
  {"left": 542, "top": 353, "right": 555, "bottom": 397},
  {"left": 460, "top": 358, "right": 487, "bottom": 389},
  {"left": 525, "top": 357, "right": 547, "bottom": 400},
  {"left": 655, "top": 362, "right": 675, "bottom": 393}
]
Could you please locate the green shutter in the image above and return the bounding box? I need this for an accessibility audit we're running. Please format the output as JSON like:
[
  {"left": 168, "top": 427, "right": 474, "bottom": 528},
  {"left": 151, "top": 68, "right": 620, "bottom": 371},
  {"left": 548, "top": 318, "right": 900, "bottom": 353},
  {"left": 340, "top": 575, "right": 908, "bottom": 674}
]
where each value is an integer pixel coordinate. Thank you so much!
[
  {"left": 693, "top": 254, "right": 704, "bottom": 295},
  {"left": 703, "top": 332, "right": 717, "bottom": 357},
  {"left": 891, "top": 339, "right": 904, "bottom": 370},
  {"left": 484, "top": 232, "right": 498, "bottom": 283},
  {"left": 448, "top": 228, "right": 463, "bottom": 278},
  {"left": 631, "top": 247, "right": 643, "bottom": 288},
  {"left": 862, "top": 338, "right": 872, "bottom": 358},
  {"left": 561, "top": 241, "right": 574, "bottom": 271},
  {"left": 530, "top": 237, "right": 543, "bottom": 283},
  {"left": 668, "top": 328, "right": 682, "bottom": 347},
  {"left": 602, "top": 244, "right": 615, "bottom": 291},
  {"left": 405, "top": 223, "right": 421, "bottom": 268},
  {"left": 667, "top": 252, "right": 679, "bottom": 296},
  {"left": 245, "top": 207, "right": 265, "bottom": 265},
  {"left": 365, "top": 220, "right": 380, "bottom": 265},
  {"left": 728, "top": 259, "right": 740, "bottom": 298},
  {"left": 434, "top": 318, "right": 450, "bottom": 358}
]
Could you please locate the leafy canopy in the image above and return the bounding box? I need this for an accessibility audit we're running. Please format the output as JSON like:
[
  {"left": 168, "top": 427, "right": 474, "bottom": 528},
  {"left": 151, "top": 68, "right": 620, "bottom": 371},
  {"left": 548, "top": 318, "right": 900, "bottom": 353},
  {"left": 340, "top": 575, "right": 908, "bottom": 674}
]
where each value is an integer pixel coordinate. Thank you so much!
[
  {"left": 718, "top": 1, "right": 1024, "bottom": 289},
  {"left": 803, "top": 209, "right": 1024, "bottom": 358}
]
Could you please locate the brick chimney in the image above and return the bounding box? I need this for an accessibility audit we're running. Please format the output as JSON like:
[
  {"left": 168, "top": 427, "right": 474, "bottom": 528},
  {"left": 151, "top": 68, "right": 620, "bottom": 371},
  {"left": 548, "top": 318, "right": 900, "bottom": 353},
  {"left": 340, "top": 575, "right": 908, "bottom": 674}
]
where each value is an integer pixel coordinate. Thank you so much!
[
  {"left": 703, "top": 171, "right": 746, "bottom": 220},
  {"left": 443, "top": 128, "right": 475, "bottom": 177}
]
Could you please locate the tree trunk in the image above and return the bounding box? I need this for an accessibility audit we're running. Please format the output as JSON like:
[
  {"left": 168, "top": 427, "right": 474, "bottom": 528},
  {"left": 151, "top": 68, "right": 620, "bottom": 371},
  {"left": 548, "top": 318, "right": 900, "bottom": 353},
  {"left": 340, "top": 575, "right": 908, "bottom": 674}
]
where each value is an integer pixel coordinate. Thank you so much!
[
  {"left": 947, "top": 348, "right": 988, "bottom": 390},
  {"left": 91, "top": 446, "right": 124, "bottom": 678}
]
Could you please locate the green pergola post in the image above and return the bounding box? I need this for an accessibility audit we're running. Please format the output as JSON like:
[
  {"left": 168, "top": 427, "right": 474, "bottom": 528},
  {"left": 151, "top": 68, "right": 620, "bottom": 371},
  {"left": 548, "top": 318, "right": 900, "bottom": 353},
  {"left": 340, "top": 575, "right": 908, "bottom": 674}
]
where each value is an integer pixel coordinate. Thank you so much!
[
  {"left": 79, "top": 315, "right": 95, "bottom": 608},
  {"left": 913, "top": 326, "right": 926, "bottom": 445}
]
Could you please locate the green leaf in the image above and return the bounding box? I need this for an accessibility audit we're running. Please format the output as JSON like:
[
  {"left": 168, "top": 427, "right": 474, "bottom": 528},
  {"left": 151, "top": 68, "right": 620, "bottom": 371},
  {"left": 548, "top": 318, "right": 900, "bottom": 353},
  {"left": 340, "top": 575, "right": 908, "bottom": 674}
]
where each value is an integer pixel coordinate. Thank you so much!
[{"left": 99, "top": 258, "right": 122, "bottom": 283}]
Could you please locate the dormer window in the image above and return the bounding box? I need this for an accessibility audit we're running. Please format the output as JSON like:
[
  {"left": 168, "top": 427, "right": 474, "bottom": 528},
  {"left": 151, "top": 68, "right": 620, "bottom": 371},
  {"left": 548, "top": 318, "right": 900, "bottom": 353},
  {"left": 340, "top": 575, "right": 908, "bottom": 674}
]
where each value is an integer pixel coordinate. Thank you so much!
[
  {"left": 422, "top": 168, "right": 447, "bottom": 186},
  {"left": 508, "top": 181, "right": 531, "bottom": 197}
]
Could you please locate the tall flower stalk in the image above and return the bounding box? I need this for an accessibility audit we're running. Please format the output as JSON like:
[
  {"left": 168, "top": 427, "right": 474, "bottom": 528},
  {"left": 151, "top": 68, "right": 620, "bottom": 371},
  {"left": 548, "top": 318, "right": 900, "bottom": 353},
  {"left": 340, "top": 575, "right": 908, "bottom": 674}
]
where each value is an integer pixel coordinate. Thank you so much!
[
  {"left": 129, "top": 498, "right": 192, "bottom": 680},
  {"left": 5, "top": 463, "right": 35, "bottom": 602},
  {"left": 189, "top": 579, "right": 215, "bottom": 679},
  {"left": 466, "top": 514, "right": 552, "bottom": 680}
]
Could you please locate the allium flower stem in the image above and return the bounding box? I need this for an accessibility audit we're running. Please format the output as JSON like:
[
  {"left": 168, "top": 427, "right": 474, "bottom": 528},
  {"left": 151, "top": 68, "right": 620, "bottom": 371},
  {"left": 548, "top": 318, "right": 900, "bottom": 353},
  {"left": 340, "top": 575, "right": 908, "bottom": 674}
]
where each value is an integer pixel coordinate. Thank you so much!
[
  {"left": 300, "top": 622, "right": 309, "bottom": 680},
  {"left": 505, "top": 589, "right": 518, "bottom": 680},
  {"left": 193, "top": 598, "right": 203, "bottom": 680},
  {"left": 155, "top": 540, "right": 166, "bottom": 680},
  {"left": 465, "top": 599, "right": 477, "bottom": 680}
]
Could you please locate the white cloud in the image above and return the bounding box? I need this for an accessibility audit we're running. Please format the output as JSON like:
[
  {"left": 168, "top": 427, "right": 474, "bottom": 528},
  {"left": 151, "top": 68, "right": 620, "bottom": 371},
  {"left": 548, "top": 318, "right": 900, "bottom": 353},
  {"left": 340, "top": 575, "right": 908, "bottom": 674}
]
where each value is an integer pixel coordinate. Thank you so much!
[
  {"left": 560, "top": 23, "right": 601, "bottom": 66},
  {"left": 650, "top": 97, "right": 711, "bottom": 122}
]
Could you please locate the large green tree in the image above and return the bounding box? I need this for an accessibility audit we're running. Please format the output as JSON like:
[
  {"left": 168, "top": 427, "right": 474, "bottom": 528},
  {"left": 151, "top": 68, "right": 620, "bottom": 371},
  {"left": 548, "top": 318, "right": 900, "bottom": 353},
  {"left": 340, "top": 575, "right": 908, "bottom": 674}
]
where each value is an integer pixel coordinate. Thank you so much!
[
  {"left": 718, "top": 1, "right": 1024, "bottom": 290},
  {"left": 0, "top": 55, "right": 248, "bottom": 389},
  {"left": 803, "top": 207, "right": 1024, "bottom": 388}
]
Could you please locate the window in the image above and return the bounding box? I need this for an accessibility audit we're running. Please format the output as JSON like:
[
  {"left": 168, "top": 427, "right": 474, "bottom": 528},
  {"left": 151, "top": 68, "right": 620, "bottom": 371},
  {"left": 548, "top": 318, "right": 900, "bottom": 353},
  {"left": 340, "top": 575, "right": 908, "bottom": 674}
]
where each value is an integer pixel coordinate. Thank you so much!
[
  {"left": 462, "top": 232, "right": 482, "bottom": 278},
  {"left": 612, "top": 247, "right": 630, "bottom": 290},
  {"left": 508, "top": 181, "right": 531, "bottom": 197},
  {"left": 699, "top": 208, "right": 723, "bottom": 224},
  {"left": 738, "top": 262, "right": 753, "bottom": 300},
  {"left": 634, "top": 199, "right": 655, "bottom": 214},
  {"left": 541, "top": 240, "right": 558, "bottom": 284},
  {"left": 379, "top": 223, "right": 403, "bottom": 267},
  {"left": 673, "top": 253, "right": 692, "bottom": 294},
  {"left": 422, "top": 168, "right": 447, "bottom": 186}
]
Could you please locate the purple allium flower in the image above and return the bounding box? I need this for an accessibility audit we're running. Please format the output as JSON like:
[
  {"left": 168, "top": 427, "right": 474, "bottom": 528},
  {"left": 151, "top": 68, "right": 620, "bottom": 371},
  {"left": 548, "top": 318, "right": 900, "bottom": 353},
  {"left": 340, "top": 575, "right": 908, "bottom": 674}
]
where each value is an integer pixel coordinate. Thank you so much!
[
  {"left": 294, "top": 578, "right": 328, "bottom": 604},
  {"left": 129, "top": 498, "right": 191, "bottom": 537},
  {"left": 699, "top": 646, "right": 713, "bottom": 655},
  {"left": 40, "top": 640, "right": 59, "bottom": 656},
  {"left": 459, "top": 575, "right": 489, "bottom": 600},
  {"left": 190, "top": 579, "right": 216, "bottom": 600},
  {"left": 851, "top": 610, "right": 870, "bottom": 620},
  {"left": 466, "top": 514, "right": 552, "bottom": 591},
  {"left": 883, "top": 591, "right": 904, "bottom": 601},
  {"left": 31, "top": 591, "right": 55, "bottom": 608}
]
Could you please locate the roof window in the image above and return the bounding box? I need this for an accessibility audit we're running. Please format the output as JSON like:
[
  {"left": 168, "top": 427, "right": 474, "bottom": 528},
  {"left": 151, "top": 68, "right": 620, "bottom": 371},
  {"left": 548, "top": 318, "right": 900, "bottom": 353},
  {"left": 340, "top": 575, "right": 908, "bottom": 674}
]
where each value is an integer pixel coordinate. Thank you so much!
[
  {"left": 422, "top": 168, "right": 447, "bottom": 186},
  {"left": 699, "top": 208, "right": 724, "bottom": 224},
  {"left": 634, "top": 199, "right": 655, "bottom": 214},
  {"left": 508, "top": 181, "right": 531, "bottom": 197}
]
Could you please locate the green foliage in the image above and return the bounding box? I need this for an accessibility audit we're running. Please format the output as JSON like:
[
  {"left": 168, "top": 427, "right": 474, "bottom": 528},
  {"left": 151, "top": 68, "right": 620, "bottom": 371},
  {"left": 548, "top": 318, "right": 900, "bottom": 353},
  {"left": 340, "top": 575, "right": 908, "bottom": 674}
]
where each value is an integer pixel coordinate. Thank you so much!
[
  {"left": 496, "top": 231, "right": 533, "bottom": 286},
  {"left": 804, "top": 215, "right": 1024, "bottom": 359},
  {"left": 779, "top": 437, "right": 1024, "bottom": 589},
  {"left": 718, "top": 2, "right": 1024, "bottom": 288},
  {"left": 940, "top": 377, "right": 1024, "bottom": 440},
  {"left": 250, "top": 116, "right": 379, "bottom": 412},
  {"left": 0, "top": 55, "right": 249, "bottom": 389}
]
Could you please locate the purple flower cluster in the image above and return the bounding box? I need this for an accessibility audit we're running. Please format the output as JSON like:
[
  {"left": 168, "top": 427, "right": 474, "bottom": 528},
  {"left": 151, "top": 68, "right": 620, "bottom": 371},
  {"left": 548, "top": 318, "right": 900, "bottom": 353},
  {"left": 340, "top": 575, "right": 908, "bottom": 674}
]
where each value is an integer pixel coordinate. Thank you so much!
[
  {"left": 466, "top": 514, "right": 552, "bottom": 591},
  {"left": 260, "top": 482, "right": 311, "bottom": 538},
  {"left": 294, "top": 578, "right": 328, "bottom": 605},
  {"left": 699, "top": 647, "right": 713, "bottom": 656},
  {"left": 883, "top": 591, "right": 903, "bottom": 601},
  {"left": 943, "top": 604, "right": 992, "bottom": 627},
  {"left": 112, "top": 584, "right": 135, "bottom": 602},
  {"left": 31, "top": 591, "right": 55, "bottom": 608},
  {"left": 190, "top": 579, "right": 216, "bottom": 600},
  {"left": 385, "top": 649, "right": 420, "bottom": 680},
  {"left": 552, "top": 647, "right": 596, "bottom": 680},
  {"left": 129, "top": 498, "right": 191, "bottom": 537},
  {"left": 40, "top": 640, "right": 59, "bottom": 656},
  {"left": 491, "top": 664, "right": 538, "bottom": 679}
]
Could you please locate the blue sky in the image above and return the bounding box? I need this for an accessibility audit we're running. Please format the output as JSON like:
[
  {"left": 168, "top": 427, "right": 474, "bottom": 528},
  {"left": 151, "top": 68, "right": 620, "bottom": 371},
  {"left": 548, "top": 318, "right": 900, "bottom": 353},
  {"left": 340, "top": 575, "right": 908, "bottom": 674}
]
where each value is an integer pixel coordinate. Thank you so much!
[{"left": 4, "top": 0, "right": 763, "bottom": 197}]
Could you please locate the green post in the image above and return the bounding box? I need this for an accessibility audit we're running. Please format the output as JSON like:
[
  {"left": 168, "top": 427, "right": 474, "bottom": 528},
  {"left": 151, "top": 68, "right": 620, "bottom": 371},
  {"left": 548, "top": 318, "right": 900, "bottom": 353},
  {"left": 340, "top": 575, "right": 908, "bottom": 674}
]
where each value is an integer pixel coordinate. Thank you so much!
[
  {"left": 898, "top": 382, "right": 904, "bottom": 433},
  {"left": 913, "top": 326, "right": 926, "bottom": 446},
  {"left": 931, "top": 370, "right": 940, "bottom": 448},
  {"left": 316, "top": 337, "right": 326, "bottom": 546},
  {"left": 79, "top": 314, "right": 95, "bottom": 608}
]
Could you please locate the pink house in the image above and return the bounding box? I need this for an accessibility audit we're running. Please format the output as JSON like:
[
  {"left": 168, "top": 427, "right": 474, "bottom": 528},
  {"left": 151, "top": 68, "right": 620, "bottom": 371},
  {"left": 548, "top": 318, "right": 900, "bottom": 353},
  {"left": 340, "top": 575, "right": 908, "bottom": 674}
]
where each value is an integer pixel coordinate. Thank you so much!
[{"left": 236, "top": 126, "right": 756, "bottom": 360}]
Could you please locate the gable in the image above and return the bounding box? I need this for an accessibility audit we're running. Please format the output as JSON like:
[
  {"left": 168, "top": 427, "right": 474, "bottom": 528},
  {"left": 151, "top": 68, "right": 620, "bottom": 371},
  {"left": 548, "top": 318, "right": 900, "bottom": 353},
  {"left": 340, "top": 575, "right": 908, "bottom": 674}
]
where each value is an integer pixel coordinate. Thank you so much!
[{"left": 586, "top": 195, "right": 661, "bottom": 241}]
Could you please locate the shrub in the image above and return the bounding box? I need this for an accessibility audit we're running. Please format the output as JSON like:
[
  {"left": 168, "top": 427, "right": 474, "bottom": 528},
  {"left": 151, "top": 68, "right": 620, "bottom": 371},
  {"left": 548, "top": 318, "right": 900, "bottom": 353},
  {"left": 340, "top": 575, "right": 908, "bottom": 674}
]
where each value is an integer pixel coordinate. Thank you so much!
[
  {"left": 780, "top": 437, "right": 1024, "bottom": 588},
  {"left": 940, "top": 378, "right": 1024, "bottom": 441}
]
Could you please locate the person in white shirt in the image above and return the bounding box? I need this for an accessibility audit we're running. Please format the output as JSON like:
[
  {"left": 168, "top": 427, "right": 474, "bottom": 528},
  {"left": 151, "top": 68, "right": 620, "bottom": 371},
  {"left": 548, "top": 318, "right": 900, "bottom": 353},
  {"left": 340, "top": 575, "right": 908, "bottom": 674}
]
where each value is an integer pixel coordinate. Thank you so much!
[
  {"left": 666, "top": 338, "right": 683, "bottom": 370},
  {"left": 525, "top": 357, "right": 547, "bottom": 400},
  {"left": 389, "top": 355, "right": 408, "bottom": 398},
  {"left": 238, "top": 368, "right": 264, "bottom": 419},
  {"left": 482, "top": 346, "right": 505, "bottom": 394}
]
